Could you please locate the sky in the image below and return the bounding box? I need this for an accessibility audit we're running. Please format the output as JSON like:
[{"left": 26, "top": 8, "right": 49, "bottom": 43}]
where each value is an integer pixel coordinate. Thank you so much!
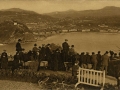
[{"left": 0, "top": 0, "right": 120, "bottom": 14}]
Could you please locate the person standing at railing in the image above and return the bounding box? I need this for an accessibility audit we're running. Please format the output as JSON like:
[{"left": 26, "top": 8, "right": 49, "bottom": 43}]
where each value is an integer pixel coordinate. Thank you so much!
[
  {"left": 91, "top": 52, "right": 97, "bottom": 70},
  {"left": 96, "top": 51, "right": 102, "bottom": 70},
  {"left": 32, "top": 44, "right": 39, "bottom": 60},
  {"left": 46, "top": 44, "right": 52, "bottom": 69},
  {"left": 16, "top": 39, "right": 23, "bottom": 52},
  {"left": 69, "top": 45, "right": 76, "bottom": 65},
  {"left": 62, "top": 39, "right": 69, "bottom": 62},
  {"left": 80, "top": 52, "right": 87, "bottom": 68},
  {"left": 40, "top": 44, "right": 46, "bottom": 61},
  {"left": 101, "top": 51, "right": 110, "bottom": 75},
  {"left": 86, "top": 52, "right": 92, "bottom": 69}
]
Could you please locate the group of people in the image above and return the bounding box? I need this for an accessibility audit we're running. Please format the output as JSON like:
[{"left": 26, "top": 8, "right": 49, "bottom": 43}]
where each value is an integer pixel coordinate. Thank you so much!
[{"left": 0, "top": 39, "right": 120, "bottom": 75}]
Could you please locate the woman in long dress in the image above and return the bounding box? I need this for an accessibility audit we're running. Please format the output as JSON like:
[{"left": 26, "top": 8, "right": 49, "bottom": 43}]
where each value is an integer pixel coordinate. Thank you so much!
[{"left": 1, "top": 50, "right": 8, "bottom": 69}]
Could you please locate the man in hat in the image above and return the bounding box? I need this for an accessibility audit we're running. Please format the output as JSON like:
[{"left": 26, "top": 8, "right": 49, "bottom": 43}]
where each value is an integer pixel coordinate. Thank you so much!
[
  {"left": 91, "top": 52, "right": 97, "bottom": 70},
  {"left": 45, "top": 44, "right": 52, "bottom": 69},
  {"left": 32, "top": 43, "right": 38, "bottom": 60},
  {"left": 40, "top": 44, "right": 46, "bottom": 61},
  {"left": 96, "top": 51, "right": 102, "bottom": 70},
  {"left": 69, "top": 45, "right": 76, "bottom": 65},
  {"left": 16, "top": 39, "right": 22, "bottom": 52},
  {"left": 62, "top": 39, "right": 69, "bottom": 62},
  {"left": 101, "top": 51, "right": 110, "bottom": 75},
  {"left": 86, "top": 52, "right": 92, "bottom": 69}
]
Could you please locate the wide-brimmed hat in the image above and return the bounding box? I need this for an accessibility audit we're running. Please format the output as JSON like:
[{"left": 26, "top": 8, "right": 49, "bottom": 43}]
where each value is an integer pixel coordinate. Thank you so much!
[
  {"left": 47, "top": 44, "right": 50, "bottom": 46},
  {"left": 65, "top": 39, "right": 68, "bottom": 41},
  {"left": 18, "top": 39, "right": 22, "bottom": 41},
  {"left": 3, "top": 50, "right": 6, "bottom": 52},
  {"left": 98, "top": 51, "right": 101, "bottom": 53},
  {"left": 34, "top": 43, "right": 37, "bottom": 46},
  {"left": 71, "top": 45, "right": 74, "bottom": 47},
  {"left": 42, "top": 44, "right": 45, "bottom": 46}
]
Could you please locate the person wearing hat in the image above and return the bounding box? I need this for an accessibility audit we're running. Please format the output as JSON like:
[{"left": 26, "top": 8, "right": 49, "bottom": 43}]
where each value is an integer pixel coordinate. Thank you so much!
[
  {"left": 46, "top": 44, "right": 52, "bottom": 69},
  {"left": 91, "top": 52, "right": 97, "bottom": 70},
  {"left": 101, "top": 51, "right": 110, "bottom": 75},
  {"left": 40, "top": 44, "right": 46, "bottom": 60},
  {"left": 80, "top": 52, "right": 87, "bottom": 68},
  {"left": 72, "top": 60, "right": 79, "bottom": 79},
  {"left": 16, "top": 39, "right": 22, "bottom": 52},
  {"left": 86, "top": 52, "right": 92, "bottom": 69},
  {"left": 53, "top": 48, "right": 60, "bottom": 71},
  {"left": 32, "top": 43, "right": 38, "bottom": 60},
  {"left": 96, "top": 51, "right": 102, "bottom": 70},
  {"left": 1, "top": 50, "right": 8, "bottom": 69},
  {"left": 69, "top": 45, "right": 76, "bottom": 65},
  {"left": 62, "top": 39, "right": 69, "bottom": 62}
]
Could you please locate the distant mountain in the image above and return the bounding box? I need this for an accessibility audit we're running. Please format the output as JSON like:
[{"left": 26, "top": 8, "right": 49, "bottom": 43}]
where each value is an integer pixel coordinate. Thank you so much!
[
  {"left": 44, "top": 6, "right": 120, "bottom": 18},
  {"left": 0, "top": 8, "right": 56, "bottom": 23}
]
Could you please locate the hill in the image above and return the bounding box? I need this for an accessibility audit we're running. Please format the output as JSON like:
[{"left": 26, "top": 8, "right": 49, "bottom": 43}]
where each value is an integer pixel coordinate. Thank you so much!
[
  {"left": 44, "top": 6, "right": 120, "bottom": 18},
  {"left": 0, "top": 21, "right": 35, "bottom": 43},
  {"left": 0, "top": 8, "right": 56, "bottom": 23},
  {"left": 0, "top": 8, "right": 59, "bottom": 43}
]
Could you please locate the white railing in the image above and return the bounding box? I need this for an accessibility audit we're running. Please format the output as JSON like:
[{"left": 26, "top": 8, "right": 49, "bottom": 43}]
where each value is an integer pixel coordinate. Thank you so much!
[{"left": 75, "top": 67, "right": 105, "bottom": 90}]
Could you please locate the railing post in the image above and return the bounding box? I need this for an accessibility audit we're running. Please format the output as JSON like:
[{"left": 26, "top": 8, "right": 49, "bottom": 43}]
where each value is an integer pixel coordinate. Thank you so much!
[{"left": 78, "top": 67, "right": 80, "bottom": 83}]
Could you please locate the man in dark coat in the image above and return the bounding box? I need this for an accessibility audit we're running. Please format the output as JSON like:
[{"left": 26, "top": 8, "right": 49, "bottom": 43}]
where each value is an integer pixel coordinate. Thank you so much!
[
  {"left": 86, "top": 52, "right": 92, "bottom": 69},
  {"left": 40, "top": 44, "right": 46, "bottom": 61},
  {"left": 11, "top": 52, "right": 21, "bottom": 73},
  {"left": 53, "top": 49, "right": 60, "bottom": 71},
  {"left": 101, "top": 51, "right": 110, "bottom": 75},
  {"left": 16, "top": 39, "right": 22, "bottom": 52},
  {"left": 62, "top": 39, "right": 69, "bottom": 62},
  {"left": 46, "top": 44, "right": 52, "bottom": 69},
  {"left": 96, "top": 51, "right": 102, "bottom": 70},
  {"left": 1, "top": 50, "right": 8, "bottom": 69},
  {"left": 32, "top": 43, "right": 38, "bottom": 60},
  {"left": 80, "top": 52, "right": 87, "bottom": 68},
  {"left": 91, "top": 52, "right": 97, "bottom": 70}
]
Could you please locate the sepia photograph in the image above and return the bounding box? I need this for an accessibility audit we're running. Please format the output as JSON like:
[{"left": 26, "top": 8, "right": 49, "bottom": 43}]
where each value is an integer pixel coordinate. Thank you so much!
[{"left": 0, "top": 0, "right": 120, "bottom": 89}]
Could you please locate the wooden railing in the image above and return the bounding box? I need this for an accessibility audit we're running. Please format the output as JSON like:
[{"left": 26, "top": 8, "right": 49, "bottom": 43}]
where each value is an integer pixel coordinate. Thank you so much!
[{"left": 75, "top": 67, "right": 105, "bottom": 90}]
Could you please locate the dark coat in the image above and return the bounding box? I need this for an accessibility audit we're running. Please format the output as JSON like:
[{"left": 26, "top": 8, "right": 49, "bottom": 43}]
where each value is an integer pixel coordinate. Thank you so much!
[
  {"left": 40, "top": 47, "right": 46, "bottom": 60},
  {"left": 46, "top": 47, "right": 51, "bottom": 57},
  {"left": 80, "top": 54, "right": 86, "bottom": 64},
  {"left": 16, "top": 42, "right": 22, "bottom": 52},
  {"left": 86, "top": 54, "right": 91, "bottom": 64},
  {"left": 97, "top": 54, "right": 102, "bottom": 63},
  {"left": 62, "top": 42, "right": 69, "bottom": 52},
  {"left": 54, "top": 51, "right": 60, "bottom": 71},
  {"left": 102, "top": 54, "right": 109, "bottom": 66},
  {"left": 91, "top": 54, "right": 97, "bottom": 64},
  {"left": 1, "top": 52, "right": 8, "bottom": 69}
]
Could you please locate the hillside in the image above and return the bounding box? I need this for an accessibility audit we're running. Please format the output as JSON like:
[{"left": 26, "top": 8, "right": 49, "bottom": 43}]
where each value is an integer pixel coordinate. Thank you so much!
[
  {"left": 0, "top": 8, "right": 59, "bottom": 43},
  {"left": 0, "top": 21, "right": 35, "bottom": 43},
  {"left": 44, "top": 6, "right": 120, "bottom": 18}
]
